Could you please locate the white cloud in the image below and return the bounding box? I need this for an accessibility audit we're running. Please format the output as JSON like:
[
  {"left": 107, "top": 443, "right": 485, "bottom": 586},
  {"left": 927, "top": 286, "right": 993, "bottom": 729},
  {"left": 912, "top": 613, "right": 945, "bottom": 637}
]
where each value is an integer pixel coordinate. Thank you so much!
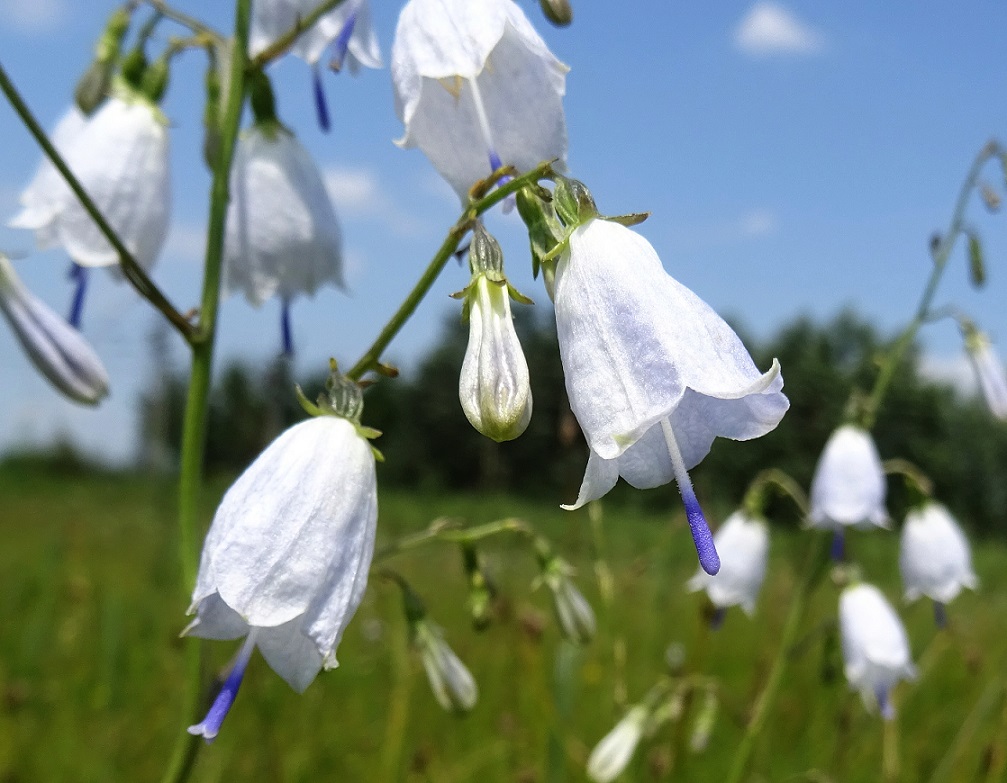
[
  {"left": 0, "top": 0, "right": 70, "bottom": 34},
  {"left": 918, "top": 354, "right": 977, "bottom": 397},
  {"left": 323, "top": 165, "right": 424, "bottom": 236},
  {"left": 740, "top": 208, "right": 777, "bottom": 237},
  {"left": 734, "top": 2, "right": 824, "bottom": 56}
]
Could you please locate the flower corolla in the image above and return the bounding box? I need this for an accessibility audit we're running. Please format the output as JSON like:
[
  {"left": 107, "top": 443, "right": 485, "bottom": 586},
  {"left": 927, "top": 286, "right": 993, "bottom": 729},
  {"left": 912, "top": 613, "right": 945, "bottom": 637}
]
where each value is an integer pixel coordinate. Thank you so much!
[
  {"left": 224, "top": 122, "right": 345, "bottom": 308},
  {"left": 809, "top": 424, "right": 888, "bottom": 530},
  {"left": 586, "top": 705, "right": 648, "bottom": 783},
  {"left": 185, "top": 411, "right": 377, "bottom": 740},
  {"left": 839, "top": 583, "right": 916, "bottom": 719},
  {"left": 964, "top": 329, "right": 1007, "bottom": 420},
  {"left": 899, "top": 501, "right": 978, "bottom": 604},
  {"left": 9, "top": 93, "right": 170, "bottom": 271},
  {"left": 0, "top": 254, "right": 109, "bottom": 405},
  {"left": 686, "top": 511, "right": 769, "bottom": 616},
  {"left": 554, "top": 217, "right": 788, "bottom": 575},
  {"left": 391, "top": 0, "right": 568, "bottom": 199}
]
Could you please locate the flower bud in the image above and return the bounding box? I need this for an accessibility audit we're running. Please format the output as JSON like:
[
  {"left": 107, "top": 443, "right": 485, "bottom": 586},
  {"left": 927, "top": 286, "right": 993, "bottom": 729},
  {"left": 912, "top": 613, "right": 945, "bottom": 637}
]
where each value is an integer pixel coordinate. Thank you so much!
[
  {"left": 412, "top": 619, "right": 479, "bottom": 713},
  {"left": 539, "top": 0, "right": 573, "bottom": 26},
  {"left": 0, "top": 255, "right": 109, "bottom": 405},
  {"left": 541, "top": 556, "right": 595, "bottom": 645},
  {"left": 461, "top": 544, "right": 496, "bottom": 631},
  {"left": 586, "top": 705, "right": 648, "bottom": 783},
  {"left": 963, "top": 326, "right": 1007, "bottom": 420}
]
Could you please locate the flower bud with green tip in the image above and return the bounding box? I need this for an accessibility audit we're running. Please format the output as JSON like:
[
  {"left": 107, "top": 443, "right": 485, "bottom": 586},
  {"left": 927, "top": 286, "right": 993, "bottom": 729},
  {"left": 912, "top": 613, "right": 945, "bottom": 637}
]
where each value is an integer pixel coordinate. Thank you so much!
[
  {"left": 456, "top": 223, "right": 533, "bottom": 442},
  {"left": 961, "top": 321, "right": 1007, "bottom": 420},
  {"left": 461, "top": 544, "right": 496, "bottom": 631},
  {"left": 539, "top": 0, "right": 573, "bottom": 27},
  {"left": 538, "top": 546, "right": 595, "bottom": 645},
  {"left": 0, "top": 254, "right": 109, "bottom": 405},
  {"left": 75, "top": 5, "right": 133, "bottom": 114}
]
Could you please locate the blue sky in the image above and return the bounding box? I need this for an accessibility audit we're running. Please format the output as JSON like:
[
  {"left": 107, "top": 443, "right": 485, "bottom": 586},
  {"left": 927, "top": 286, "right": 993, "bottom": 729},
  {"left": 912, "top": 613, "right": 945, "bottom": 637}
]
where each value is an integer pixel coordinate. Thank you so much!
[{"left": 1, "top": 1, "right": 1006, "bottom": 462}]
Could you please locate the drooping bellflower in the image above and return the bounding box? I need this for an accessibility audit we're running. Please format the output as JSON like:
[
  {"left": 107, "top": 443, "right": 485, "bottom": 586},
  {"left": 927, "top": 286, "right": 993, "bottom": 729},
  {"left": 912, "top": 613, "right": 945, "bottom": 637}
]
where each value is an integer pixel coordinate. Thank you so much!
[
  {"left": 250, "top": 0, "right": 382, "bottom": 130},
  {"left": 586, "top": 705, "right": 648, "bottom": 783},
  {"left": 686, "top": 510, "right": 769, "bottom": 621},
  {"left": 391, "top": 0, "right": 568, "bottom": 199},
  {"left": 838, "top": 582, "right": 916, "bottom": 720},
  {"left": 457, "top": 224, "right": 532, "bottom": 441},
  {"left": 0, "top": 254, "right": 109, "bottom": 405},
  {"left": 963, "top": 327, "right": 1007, "bottom": 420},
  {"left": 899, "top": 501, "right": 978, "bottom": 626},
  {"left": 223, "top": 116, "right": 345, "bottom": 354},
  {"left": 185, "top": 375, "right": 378, "bottom": 740},
  {"left": 9, "top": 90, "right": 170, "bottom": 273},
  {"left": 554, "top": 217, "right": 789, "bottom": 574}
]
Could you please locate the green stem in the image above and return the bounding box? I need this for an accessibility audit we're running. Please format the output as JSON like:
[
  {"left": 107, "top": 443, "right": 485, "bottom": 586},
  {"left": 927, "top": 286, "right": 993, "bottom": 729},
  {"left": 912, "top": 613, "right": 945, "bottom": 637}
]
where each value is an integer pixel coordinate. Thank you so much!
[
  {"left": 160, "top": 2, "right": 251, "bottom": 782},
  {"left": 346, "top": 163, "right": 554, "bottom": 381},
  {"left": 0, "top": 61, "right": 196, "bottom": 342},
  {"left": 860, "top": 143, "right": 998, "bottom": 429},
  {"left": 725, "top": 531, "right": 831, "bottom": 783},
  {"left": 882, "top": 716, "right": 900, "bottom": 783},
  {"left": 143, "top": 0, "right": 224, "bottom": 43},
  {"left": 250, "top": 0, "right": 348, "bottom": 67},
  {"left": 927, "top": 677, "right": 1004, "bottom": 783},
  {"left": 374, "top": 517, "right": 535, "bottom": 563}
]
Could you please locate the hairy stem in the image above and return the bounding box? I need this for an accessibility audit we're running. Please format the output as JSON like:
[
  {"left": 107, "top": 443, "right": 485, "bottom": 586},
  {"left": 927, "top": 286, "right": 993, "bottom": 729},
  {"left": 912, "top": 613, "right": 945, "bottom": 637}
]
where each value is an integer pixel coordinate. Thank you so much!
[
  {"left": 0, "top": 62, "right": 196, "bottom": 342},
  {"left": 160, "top": 2, "right": 251, "bottom": 782}
]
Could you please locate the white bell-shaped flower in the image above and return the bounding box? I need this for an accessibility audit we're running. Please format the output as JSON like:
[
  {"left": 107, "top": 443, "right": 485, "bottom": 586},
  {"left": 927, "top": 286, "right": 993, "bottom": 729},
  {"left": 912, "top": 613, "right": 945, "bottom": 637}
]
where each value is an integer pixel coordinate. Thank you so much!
[
  {"left": 391, "top": 0, "right": 568, "bottom": 199},
  {"left": 586, "top": 705, "right": 648, "bottom": 783},
  {"left": 899, "top": 501, "right": 978, "bottom": 604},
  {"left": 224, "top": 122, "right": 345, "bottom": 307},
  {"left": 809, "top": 424, "right": 888, "bottom": 530},
  {"left": 839, "top": 583, "right": 916, "bottom": 719},
  {"left": 964, "top": 329, "right": 1007, "bottom": 420},
  {"left": 0, "top": 254, "right": 109, "bottom": 405},
  {"left": 554, "top": 217, "right": 788, "bottom": 575},
  {"left": 414, "top": 619, "right": 479, "bottom": 712},
  {"left": 9, "top": 92, "right": 170, "bottom": 271},
  {"left": 686, "top": 511, "right": 769, "bottom": 617},
  {"left": 185, "top": 410, "right": 377, "bottom": 740},
  {"left": 250, "top": 0, "right": 382, "bottom": 70}
]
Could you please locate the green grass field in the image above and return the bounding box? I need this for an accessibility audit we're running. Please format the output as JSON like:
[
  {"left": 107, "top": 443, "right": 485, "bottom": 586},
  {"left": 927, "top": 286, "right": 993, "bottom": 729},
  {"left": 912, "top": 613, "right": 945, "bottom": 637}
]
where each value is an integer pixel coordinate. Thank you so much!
[{"left": 2, "top": 465, "right": 1005, "bottom": 782}]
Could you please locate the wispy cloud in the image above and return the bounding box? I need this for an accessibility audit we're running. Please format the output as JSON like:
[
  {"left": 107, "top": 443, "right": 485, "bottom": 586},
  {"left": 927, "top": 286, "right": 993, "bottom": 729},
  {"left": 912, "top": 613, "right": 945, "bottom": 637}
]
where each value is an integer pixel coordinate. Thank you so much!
[
  {"left": 739, "top": 208, "right": 777, "bottom": 237},
  {"left": 323, "top": 165, "right": 425, "bottom": 236},
  {"left": 734, "top": 2, "right": 824, "bottom": 56},
  {"left": 0, "top": 0, "right": 70, "bottom": 34}
]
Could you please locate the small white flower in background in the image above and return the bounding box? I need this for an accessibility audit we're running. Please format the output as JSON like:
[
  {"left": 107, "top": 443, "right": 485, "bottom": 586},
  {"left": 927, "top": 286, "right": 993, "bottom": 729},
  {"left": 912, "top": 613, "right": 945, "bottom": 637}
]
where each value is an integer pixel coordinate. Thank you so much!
[
  {"left": 0, "top": 254, "right": 109, "bottom": 405},
  {"left": 413, "top": 620, "right": 479, "bottom": 712},
  {"left": 686, "top": 511, "right": 769, "bottom": 619},
  {"left": 9, "top": 89, "right": 170, "bottom": 272},
  {"left": 809, "top": 424, "right": 888, "bottom": 530},
  {"left": 554, "top": 215, "right": 788, "bottom": 575},
  {"left": 250, "top": 0, "right": 381, "bottom": 70},
  {"left": 458, "top": 224, "right": 532, "bottom": 442},
  {"left": 963, "top": 327, "right": 1007, "bottom": 420},
  {"left": 185, "top": 374, "right": 378, "bottom": 741},
  {"left": 839, "top": 582, "right": 916, "bottom": 720},
  {"left": 224, "top": 121, "right": 345, "bottom": 308},
  {"left": 586, "top": 704, "right": 648, "bottom": 783},
  {"left": 900, "top": 501, "right": 978, "bottom": 609},
  {"left": 391, "top": 0, "right": 568, "bottom": 199},
  {"left": 540, "top": 555, "right": 596, "bottom": 645}
]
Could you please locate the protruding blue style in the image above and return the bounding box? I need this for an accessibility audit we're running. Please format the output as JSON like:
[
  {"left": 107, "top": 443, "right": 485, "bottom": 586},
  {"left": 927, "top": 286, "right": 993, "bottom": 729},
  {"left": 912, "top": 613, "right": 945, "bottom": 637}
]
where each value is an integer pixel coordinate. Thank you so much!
[
  {"left": 875, "top": 685, "right": 895, "bottom": 721},
  {"left": 830, "top": 529, "right": 845, "bottom": 562},
  {"left": 280, "top": 298, "right": 294, "bottom": 357},
  {"left": 312, "top": 67, "right": 331, "bottom": 132},
  {"left": 933, "top": 600, "right": 947, "bottom": 629},
  {"left": 67, "top": 263, "right": 89, "bottom": 329},
  {"left": 188, "top": 633, "right": 257, "bottom": 742},
  {"left": 685, "top": 494, "right": 720, "bottom": 576},
  {"left": 488, "top": 149, "right": 503, "bottom": 172},
  {"left": 709, "top": 606, "right": 727, "bottom": 630},
  {"left": 329, "top": 11, "right": 358, "bottom": 72}
]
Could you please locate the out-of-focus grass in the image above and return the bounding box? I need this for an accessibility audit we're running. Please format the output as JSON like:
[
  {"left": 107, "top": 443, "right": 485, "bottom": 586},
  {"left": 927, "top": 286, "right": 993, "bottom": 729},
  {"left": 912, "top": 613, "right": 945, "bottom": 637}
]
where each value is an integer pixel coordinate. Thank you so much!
[{"left": 1, "top": 467, "right": 1005, "bottom": 782}]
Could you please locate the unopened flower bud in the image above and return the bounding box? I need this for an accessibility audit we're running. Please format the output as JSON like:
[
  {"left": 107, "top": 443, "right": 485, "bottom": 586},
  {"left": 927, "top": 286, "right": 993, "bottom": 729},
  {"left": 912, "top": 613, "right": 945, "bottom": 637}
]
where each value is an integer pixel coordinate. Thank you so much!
[
  {"left": 539, "top": 0, "right": 573, "bottom": 26},
  {"left": 542, "top": 556, "right": 595, "bottom": 645},
  {"left": 412, "top": 619, "right": 478, "bottom": 713},
  {"left": 587, "top": 705, "right": 648, "bottom": 783},
  {"left": 0, "top": 255, "right": 109, "bottom": 405},
  {"left": 962, "top": 325, "right": 1007, "bottom": 420},
  {"left": 461, "top": 544, "right": 496, "bottom": 631}
]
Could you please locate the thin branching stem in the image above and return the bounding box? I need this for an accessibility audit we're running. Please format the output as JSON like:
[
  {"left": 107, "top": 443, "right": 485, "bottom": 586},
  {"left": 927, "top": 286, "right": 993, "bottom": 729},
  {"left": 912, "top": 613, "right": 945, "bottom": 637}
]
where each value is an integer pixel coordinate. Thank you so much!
[
  {"left": 144, "top": 0, "right": 225, "bottom": 44},
  {"left": 249, "top": 0, "right": 348, "bottom": 67},
  {"left": 0, "top": 61, "right": 197, "bottom": 342}
]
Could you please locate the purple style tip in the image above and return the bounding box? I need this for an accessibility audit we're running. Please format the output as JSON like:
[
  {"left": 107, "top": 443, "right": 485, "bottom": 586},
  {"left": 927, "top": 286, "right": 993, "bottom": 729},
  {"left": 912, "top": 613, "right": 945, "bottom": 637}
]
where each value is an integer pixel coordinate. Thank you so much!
[
  {"left": 329, "top": 11, "right": 357, "bottom": 72},
  {"left": 67, "top": 263, "right": 88, "bottom": 329},
  {"left": 280, "top": 299, "right": 294, "bottom": 358},
  {"left": 685, "top": 497, "right": 720, "bottom": 575},
  {"left": 488, "top": 150, "right": 503, "bottom": 172},
  {"left": 876, "top": 686, "right": 895, "bottom": 721},
  {"left": 709, "top": 606, "right": 727, "bottom": 630},
  {"left": 312, "top": 68, "right": 331, "bottom": 132},
  {"left": 933, "top": 600, "right": 948, "bottom": 629},
  {"left": 187, "top": 645, "right": 252, "bottom": 743},
  {"left": 829, "top": 529, "right": 845, "bottom": 562}
]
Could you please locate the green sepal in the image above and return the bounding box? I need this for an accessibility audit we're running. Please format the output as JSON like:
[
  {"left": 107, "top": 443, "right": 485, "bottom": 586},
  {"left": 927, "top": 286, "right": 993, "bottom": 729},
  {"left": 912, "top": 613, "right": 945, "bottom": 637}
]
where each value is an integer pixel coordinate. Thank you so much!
[
  {"left": 553, "top": 176, "right": 598, "bottom": 227},
  {"left": 967, "top": 231, "right": 986, "bottom": 288},
  {"left": 602, "top": 211, "right": 650, "bottom": 227}
]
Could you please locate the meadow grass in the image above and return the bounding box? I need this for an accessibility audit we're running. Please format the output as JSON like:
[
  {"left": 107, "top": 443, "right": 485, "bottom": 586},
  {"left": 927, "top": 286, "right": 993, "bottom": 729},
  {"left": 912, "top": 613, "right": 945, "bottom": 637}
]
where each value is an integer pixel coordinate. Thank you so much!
[{"left": 1, "top": 466, "right": 1005, "bottom": 782}]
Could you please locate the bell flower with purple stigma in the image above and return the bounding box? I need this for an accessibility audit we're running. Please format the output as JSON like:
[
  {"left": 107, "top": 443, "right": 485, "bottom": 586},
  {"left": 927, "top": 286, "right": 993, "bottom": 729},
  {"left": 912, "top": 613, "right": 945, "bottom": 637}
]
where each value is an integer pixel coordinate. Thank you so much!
[
  {"left": 250, "top": 0, "right": 381, "bottom": 130},
  {"left": 184, "top": 369, "right": 378, "bottom": 741},
  {"left": 899, "top": 501, "right": 978, "bottom": 626},
  {"left": 0, "top": 254, "right": 109, "bottom": 405},
  {"left": 686, "top": 510, "right": 769, "bottom": 624},
  {"left": 552, "top": 191, "right": 788, "bottom": 575},
  {"left": 839, "top": 582, "right": 916, "bottom": 720},
  {"left": 224, "top": 77, "right": 345, "bottom": 355},
  {"left": 962, "top": 323, "right": 1007, "bottom": 420},
  {"left": 391, "top": 0, "right": 568, "bottom": 200}
]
